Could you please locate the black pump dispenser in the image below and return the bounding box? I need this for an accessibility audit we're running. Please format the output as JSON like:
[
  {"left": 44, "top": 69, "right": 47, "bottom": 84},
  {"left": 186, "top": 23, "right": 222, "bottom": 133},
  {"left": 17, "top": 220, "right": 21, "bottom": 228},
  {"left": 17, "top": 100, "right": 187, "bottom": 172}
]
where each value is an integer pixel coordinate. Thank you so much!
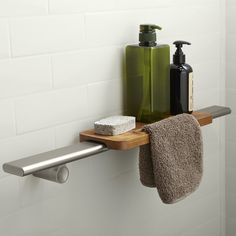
[
  {"left": 139, "top": 24, "right": 162, "bottom": 47},
  {"left": 170, "top": 40, "right": 193, "bottom": 115},
  {"left": 173, "top": 40, "right": 191, "bottom": 64}
]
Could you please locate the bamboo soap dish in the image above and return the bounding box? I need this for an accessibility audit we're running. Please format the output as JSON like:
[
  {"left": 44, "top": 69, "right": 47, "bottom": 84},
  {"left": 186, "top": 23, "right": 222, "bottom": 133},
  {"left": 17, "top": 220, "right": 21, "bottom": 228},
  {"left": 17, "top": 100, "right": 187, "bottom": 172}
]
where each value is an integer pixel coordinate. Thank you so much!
[{"left": 80, "top": 111, "right": 213, "bottom": 151}]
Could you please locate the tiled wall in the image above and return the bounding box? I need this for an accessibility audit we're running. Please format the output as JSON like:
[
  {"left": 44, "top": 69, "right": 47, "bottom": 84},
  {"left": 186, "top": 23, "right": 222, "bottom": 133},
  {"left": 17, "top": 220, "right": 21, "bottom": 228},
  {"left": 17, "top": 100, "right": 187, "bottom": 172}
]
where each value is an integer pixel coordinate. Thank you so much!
[
  {"left": 0, "top": 0, "right": 225, "bottom": 235},
  {"left": 226, "top": 0, "right": 236, "bottom": 235}
]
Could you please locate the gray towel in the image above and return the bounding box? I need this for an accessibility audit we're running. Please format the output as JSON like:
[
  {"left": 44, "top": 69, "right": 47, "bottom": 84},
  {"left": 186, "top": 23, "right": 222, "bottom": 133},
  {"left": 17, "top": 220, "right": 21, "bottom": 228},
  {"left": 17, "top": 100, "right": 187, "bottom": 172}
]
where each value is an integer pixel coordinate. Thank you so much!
[{"left": 139, "top": 114, "right": 203, "bottom": 204}]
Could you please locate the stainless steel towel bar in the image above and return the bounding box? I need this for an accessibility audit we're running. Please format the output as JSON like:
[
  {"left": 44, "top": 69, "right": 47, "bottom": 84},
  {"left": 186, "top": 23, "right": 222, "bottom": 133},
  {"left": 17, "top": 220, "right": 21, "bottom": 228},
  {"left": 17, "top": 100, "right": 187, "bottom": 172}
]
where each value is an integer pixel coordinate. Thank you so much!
[{"left": 3, "top": 142, "right": 108, "bottom": 183}]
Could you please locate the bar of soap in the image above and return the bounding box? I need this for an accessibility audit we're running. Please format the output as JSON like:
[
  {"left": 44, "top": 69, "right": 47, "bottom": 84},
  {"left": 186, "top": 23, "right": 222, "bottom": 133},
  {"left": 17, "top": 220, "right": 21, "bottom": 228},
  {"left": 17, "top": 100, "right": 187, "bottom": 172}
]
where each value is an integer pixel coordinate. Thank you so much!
[{"left": 94, "top": 116, "right": 136, "bottom": 136}]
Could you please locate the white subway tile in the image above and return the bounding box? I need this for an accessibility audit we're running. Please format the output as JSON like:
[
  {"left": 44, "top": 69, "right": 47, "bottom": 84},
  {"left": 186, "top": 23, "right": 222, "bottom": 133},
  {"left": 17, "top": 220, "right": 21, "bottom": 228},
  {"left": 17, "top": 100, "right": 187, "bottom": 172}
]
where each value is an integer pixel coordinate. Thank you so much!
[
  {"left": 49, "top": 0, "right": 86, "bottom": 13},
  {"left": 50, "top": 0, "right": 218, "bottom": 14},
  {"left": 226, "top": 115, "right": 236, "bottom": 142},
  {"left": 15, "top": 86, "right": 88, "bottom": 133},
  {"left": 226, "top": 0, "right": 236, "bottom": 8},
  {"left": 226, "top": 217, "right": 236, "bottom": 236},
  {"left": 116, "top": 0, "right": 172, "bottom": 10},
  {"left": 227, "top": 33, "right": 236, "bottom": 62},
  {"left": 10, "top": 15, "right": 85, "bottom": 56},
  {"left": 193, "top": 61, "right": 220, "bottom": 92},
  {"left": 180, "top": 218, "right": 220, "bottom": 236},
  {"left": 226, "top": 62, "right": 236, "bottom": 89},
  {"left": 158, "top": 195, "right": 220, "bottom": 236},
  {"left": 52, "top": 47, "right": 122, "bottom": 89},
  {"left": 227, "top": 5, "right": 236, "bottom": 34},
  {"left": 18, "top": 176, "right": 49, "bottom": 208},
  {"left": 0, "top": 20, "right": 10, "bottom": 59},
  {"left": 45, "top": 167, "right": 220, "bottom": 236},
  {"left": 226, "top": 140, "right": 236, "bottom": 169},
  {"left": 85, "top": 10, "right": 153, "bottom": 47},
  {"left": 226, "top": 0, "right": 235, "bottom": 231},
  {"left": 226, "top": 89, "right": 236, "bottom": 114},
  {"left": 149, "top": 5, "right": 220, "bottom": 38},
  {"left": 0, "top": 129, "right": 54, "bottom": 178},
  {"left": 54, "top": 118, "right": 93, "bottom": 148},
  {"left": 48, "top": 228, "right": 76, "bottom": 236},
  {"left": 226, "top": 168, "right": 236, "bottom": 195},
  {"left": 226, "top": 193, "right": 236, "bottom": 219},
  {"left": 194, "top": 88, "right": 220, "bottom": 110},
  {"left": 0, "top": 100, "right": 16, "bottom": 139},
  {"left": 0, "top": 176, "right": 20, "bottom": 219},
  {"left": 195, "top": 123, "right": 220, "bottom": 197},
  {"left": 49, "top": 0, "right": 115, "bottom": 13},
  {"left": 117, "top": 0, "right": 219, "bottom": 11},
  {"left": 172, "top": 0, "right": 219, "bottom": 7},
  {"left": 55, "top": 112, "right": 125, "bottom": 148},
  {"left": 88, "top": 79, "right": 122, "bottom": 117},
  {"left": 226, "top": 6, "right": 236, "bottom": 216},
  {"left": 18, "top": 174, "right": 67, "bottom": 209},
  {"left": 49, "top": 0, "right": 180, "bottom": 14},
  {"left": 68, "top": 149, "right": 138, "bottom": 189},
  {"left": 0, "top": 0, "right": 48, "bottom": 17},
  {"left": 0, "top": 56, "right": 52, "bottom": 99},
  {"left": 85, "top": 7, "right": 219, "bottom": 47},
  {"left": 181, "top": 33, "right": 221, "bottom": 65},
  {"left": 0, "top": 195, "right": 71, "bottom": 236}
]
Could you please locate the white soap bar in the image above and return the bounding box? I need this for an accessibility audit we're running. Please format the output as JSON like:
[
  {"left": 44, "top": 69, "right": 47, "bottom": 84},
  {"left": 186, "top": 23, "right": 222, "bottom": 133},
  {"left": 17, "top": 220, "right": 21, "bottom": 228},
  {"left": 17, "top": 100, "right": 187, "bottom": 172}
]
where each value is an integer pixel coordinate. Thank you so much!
[{"left": 94, "top": 116, "right": 136, "bottom": 136}]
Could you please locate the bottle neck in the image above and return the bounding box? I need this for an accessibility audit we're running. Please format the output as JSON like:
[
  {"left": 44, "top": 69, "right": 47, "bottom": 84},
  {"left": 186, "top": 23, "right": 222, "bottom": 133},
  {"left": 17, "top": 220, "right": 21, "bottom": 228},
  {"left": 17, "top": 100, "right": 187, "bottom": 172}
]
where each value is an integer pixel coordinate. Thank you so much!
[
  {"left": 173, "top": 47, "right": 185, "bottom": 64},
  {"left": 173, "top": 54, "right": 185, "bottom": 65},
  {"left": 139, "top": 41, "right": 157, "bottom": 47},
  {"left": 139, "top": 31, "right": 157, "bottom": 47}
]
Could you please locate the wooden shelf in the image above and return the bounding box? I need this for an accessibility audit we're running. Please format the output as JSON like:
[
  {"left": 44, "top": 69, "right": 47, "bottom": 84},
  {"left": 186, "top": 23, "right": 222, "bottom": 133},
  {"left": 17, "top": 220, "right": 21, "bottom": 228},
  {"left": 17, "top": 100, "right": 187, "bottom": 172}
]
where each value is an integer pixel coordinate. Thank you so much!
[{"left": 80, "top": 111, "right": 212, "bottom": 150}]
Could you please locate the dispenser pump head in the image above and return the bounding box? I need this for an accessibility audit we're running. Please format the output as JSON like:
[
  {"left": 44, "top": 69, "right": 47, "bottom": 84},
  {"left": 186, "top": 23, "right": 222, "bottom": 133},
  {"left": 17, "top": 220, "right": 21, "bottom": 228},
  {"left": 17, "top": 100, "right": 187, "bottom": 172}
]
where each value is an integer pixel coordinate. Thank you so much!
[
  {"left": 139, "top": 24, "right": 162, "bottom": 47},
  {"left": 173, "top": 40, "right": 191, "bottom": 64}
]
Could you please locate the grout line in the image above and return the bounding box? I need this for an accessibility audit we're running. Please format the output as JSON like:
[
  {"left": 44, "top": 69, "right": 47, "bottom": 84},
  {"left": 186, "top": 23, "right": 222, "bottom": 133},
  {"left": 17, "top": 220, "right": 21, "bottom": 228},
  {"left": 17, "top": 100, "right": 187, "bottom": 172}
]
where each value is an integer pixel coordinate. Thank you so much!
[
  {"left": 7, "top": 33, "right": 220, "bottom": 60},
  {"left": 11, "top": 83, "right": 88, "bottom": 100},
  {"left": 15, "top": 117, "right": 90, "bottom": 136},
  {"left": 1, "top": 44, "right": 122, "bottom": 60},
  {"left": 0, "top": 29, "right": 220, "bottom": 60},
  {"left": 2, "top": 77, "right": 120, "bottom": 102},
  {"left": 13, "top": 107, "right": 124, "bottom": 137}
]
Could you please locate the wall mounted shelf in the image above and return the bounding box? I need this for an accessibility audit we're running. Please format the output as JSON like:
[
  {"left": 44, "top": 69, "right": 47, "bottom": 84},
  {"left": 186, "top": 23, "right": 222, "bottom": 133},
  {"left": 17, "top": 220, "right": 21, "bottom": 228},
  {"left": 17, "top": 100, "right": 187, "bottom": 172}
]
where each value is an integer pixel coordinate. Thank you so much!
[
  {"left": 2, "top": 105, "right": 231, "bottom": 184},
  {"left": 80, "top": 106, "right": 230, "bottom": 150}
]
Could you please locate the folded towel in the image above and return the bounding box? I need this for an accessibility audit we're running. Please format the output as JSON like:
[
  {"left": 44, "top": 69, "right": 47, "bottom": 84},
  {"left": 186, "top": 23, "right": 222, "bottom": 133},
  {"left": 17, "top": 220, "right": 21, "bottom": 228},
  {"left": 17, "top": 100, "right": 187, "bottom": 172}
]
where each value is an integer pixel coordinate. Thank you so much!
[{"left": 139, "top": 114, "right": 203, "bottom": 204}]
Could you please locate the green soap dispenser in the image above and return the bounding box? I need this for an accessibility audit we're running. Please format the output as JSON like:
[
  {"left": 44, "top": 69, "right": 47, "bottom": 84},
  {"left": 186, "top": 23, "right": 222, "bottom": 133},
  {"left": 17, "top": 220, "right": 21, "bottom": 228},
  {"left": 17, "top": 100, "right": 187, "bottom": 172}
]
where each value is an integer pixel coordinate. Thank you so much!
[{"left": 125, "top": 24, "right": 170, "bottom": 123}]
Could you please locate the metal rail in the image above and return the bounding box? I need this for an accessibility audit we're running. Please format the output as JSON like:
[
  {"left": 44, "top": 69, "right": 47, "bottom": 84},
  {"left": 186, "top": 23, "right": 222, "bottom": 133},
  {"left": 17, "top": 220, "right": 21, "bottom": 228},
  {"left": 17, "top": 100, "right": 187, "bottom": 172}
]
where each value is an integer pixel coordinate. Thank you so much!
[{"left": 3, "top": 142, "right": 108, "bottom": 183}]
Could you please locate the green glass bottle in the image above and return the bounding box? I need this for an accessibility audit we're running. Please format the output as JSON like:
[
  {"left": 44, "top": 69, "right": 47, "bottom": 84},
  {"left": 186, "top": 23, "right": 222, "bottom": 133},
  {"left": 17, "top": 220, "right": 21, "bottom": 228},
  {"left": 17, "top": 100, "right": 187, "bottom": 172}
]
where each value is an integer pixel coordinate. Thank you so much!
[{"left": 125, "top": 24, "right": 170, "bottom": 123}]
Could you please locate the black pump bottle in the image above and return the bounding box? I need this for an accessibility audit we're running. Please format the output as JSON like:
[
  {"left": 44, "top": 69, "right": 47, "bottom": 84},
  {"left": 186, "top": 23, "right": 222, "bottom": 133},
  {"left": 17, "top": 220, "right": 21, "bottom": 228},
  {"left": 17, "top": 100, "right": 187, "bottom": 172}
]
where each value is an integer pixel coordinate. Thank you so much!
[{"left": 170, "top": 40, "right": 193, "bottom": 115}]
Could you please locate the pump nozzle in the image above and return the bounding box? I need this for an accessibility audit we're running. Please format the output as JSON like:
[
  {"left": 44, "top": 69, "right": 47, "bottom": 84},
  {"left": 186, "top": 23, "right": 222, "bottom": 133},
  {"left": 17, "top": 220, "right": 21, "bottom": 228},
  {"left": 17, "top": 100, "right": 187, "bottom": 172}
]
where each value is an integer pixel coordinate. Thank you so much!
[
  {"left": 140, "top": 24, "right": 162, "bottom": 32},
  {"left": 173, "top": 40, "right": 191, "bottom": 47},
  {"left": 173, "top": 40, "right": 191, "bottom": 64},
  {"left": 139, "top": 24, "right": 162, "bottom": 47}
]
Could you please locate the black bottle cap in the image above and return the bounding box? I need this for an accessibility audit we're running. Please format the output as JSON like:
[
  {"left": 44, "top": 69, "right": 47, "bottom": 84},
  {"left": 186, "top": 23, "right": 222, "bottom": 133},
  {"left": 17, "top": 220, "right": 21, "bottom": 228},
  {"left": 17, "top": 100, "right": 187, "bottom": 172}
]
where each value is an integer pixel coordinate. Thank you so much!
[
  {"left": 173, "top": 40, "right": 191, "bottom": 64},
  {"left": 139, "top": 24, "right": 162, "bottom": 47}
]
